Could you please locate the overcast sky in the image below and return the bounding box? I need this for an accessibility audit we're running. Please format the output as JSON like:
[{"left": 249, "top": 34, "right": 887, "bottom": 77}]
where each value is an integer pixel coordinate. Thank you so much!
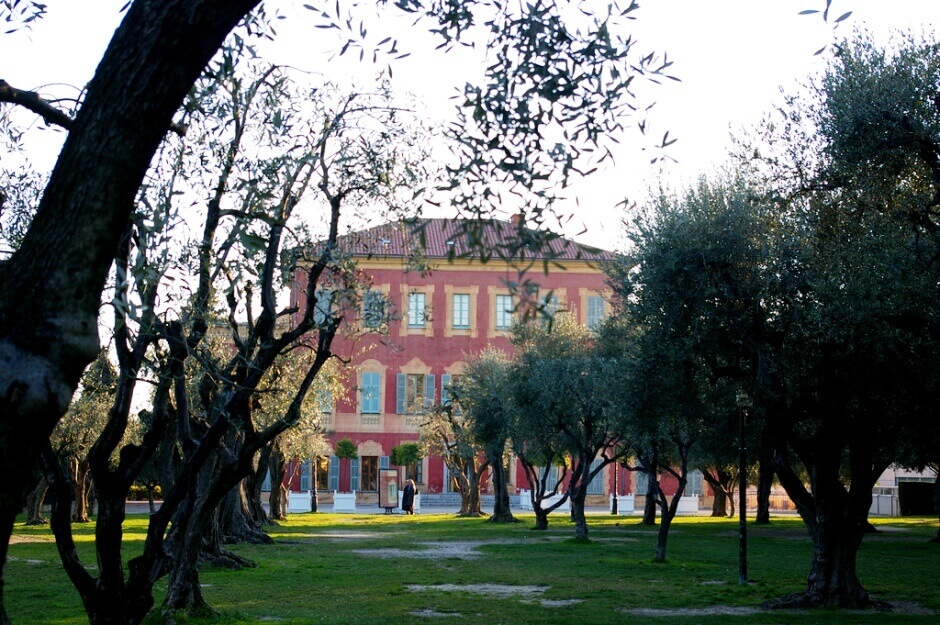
[{"left": 2, "top": 1, "right": 938, "bottom": 250}]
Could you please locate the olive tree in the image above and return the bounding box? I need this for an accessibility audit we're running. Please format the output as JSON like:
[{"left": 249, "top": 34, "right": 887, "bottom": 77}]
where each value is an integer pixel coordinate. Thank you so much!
[{"left": 0, "top": 2, "right": 665, "bottom": 621}]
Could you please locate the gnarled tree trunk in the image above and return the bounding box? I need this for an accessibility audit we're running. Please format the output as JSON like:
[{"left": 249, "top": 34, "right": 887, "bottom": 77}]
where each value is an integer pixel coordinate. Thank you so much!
[
  {"left": 755, "top": 429, "right": 774, "bottom": 524},
  {"left": 768, "top": 440, "right": 881, "bottom": 609},
  {"left": 218, "top": 481, "right": 271, "bottom": 546},
  {"left": 267, "top": 449, "right": 287, "bottom": 522},
  {"left": 70, "top": 457, "right": 92, "bottom": 523},
  {"left": 25, "top": 477, "right": 49, "bottom": 525},
  {"left": 703, "top": 468, "right": 733, "bottom": 517},
  {"left": 488, "top": 450, "right": 515, "bottom": 523},
  {"left": 642, "top": 470, "right": 657, "bottom": 525},
  {"left": 245, "top": 445, "right": 272, "bottom": 527}
]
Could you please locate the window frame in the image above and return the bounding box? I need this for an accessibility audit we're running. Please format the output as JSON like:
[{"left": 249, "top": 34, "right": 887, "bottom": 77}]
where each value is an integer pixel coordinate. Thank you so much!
[
  {"left": 397, "top": 372, "right": 435, "bottom": 414},
  {"left": 360, "top": 456, "right": 379, "bottom": 492},
  {"left": 587, "top": 295, "right": 606, "bottom": 330},
  {"left": 495, "top": 294, "right": 514, "bottom": 330},
  {"left": 407, "top": 292, "right": 426, "bottom": 328},
  {"left": 452, "top": 293, "right": 470, "bottom": 329},
  {"left": 362, "top": 289, "right": 386, "bottom": 329}
]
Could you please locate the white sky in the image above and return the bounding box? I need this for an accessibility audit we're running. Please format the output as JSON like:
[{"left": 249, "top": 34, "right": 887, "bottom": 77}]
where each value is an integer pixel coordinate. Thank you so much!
[{"left": 2, "top": 0, "right": 938, "bottom": 250}]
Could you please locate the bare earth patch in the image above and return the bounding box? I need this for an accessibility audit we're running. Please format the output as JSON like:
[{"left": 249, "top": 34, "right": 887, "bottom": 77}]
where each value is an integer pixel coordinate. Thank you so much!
[
  {"left": 885, "top": 601, "right": 937, "bottom": 615},
  {"left": 8, "top": 535, "right": 55, "bottom": 545},
  {"left": 624, "top": 606, "right": 761, "bottom": 617},
  {"left": 623, "top": 602, "right": 936, "bottom": 617},
  {"left": 355, "top": 539, "right": 528, "bottom": 560},
  {"left": 410, "top": 609, "right": 463, "bottom": 618},
  {"left": 6, "top": 557, "right": 46, "bottom": 565},
  {"left": 407, "top": 584, "right": 549, "bottom": 599},
  {"left": 524, "top": 599, "right": 584, "bottom": 607}
]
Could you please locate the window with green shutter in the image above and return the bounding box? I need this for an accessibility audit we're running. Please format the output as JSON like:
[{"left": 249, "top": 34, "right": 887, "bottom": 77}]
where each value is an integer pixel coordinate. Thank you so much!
[
  {"left": 361, "top": 372, "right": 381, "bottom": 414},
  {"left": 350, "top": 458, "right": 360, "bottom": 492}
]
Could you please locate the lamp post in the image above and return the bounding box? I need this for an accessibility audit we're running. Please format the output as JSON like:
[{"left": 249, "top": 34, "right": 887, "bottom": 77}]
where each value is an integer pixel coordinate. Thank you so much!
[
  {"left": 735, "top": 390, "right": 751, "bottom": 585},
  {"left": 311, "top": 459, "right": 319, "bottom": 513},
  {"left": 611, "top": 464, "right": 618, "bottom": 515}
]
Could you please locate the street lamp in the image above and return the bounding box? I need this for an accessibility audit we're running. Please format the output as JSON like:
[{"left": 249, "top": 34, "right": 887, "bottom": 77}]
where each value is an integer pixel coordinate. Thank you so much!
[
  {"left": 735, "top": 389, "right": 752, "bottom": 585},
  {"left": 611, "top": 464, "right": 618, "bottom": 515}
]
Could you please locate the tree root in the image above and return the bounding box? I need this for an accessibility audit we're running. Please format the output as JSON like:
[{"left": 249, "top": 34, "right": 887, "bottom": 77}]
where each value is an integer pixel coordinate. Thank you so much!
[
  {"left": 761, "top": 591, "right": 891, "bottom": 611},
  {"left": 221, "top": 527, "right": 273, "bottom": 545},
  {"left": 198, "top": 548, "right": 257, "bottom": 570}
]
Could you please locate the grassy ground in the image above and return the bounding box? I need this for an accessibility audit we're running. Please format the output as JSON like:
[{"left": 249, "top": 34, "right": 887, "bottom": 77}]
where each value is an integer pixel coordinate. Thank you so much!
[{"left": 5, "top": 512, "right": 938, "bottom": 624}]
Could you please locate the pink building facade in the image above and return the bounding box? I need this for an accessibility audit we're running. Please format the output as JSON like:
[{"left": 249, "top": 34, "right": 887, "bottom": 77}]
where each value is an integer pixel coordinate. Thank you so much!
[{"left": 289, "top": 218, "right": 640, "bottom": 506}]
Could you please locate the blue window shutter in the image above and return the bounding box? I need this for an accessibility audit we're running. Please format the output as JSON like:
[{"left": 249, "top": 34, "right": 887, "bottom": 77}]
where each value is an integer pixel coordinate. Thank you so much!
[
  {"left": 350, "top": 458, "right": 360, "bottom": 491},
  {"left": 329, "top": 456, "right": 339, "bottom": 491},
  {"left": 380, "top": 455, "right": 390, "bottom": 470},
  {"left": 441, "top": 374, "right": 452, "bottom": 406},
  {"left": 425, "top": 374, "right": 435, "bottom": 411},
  {"left": 397, "top": 373, "right": 406, "bottom": 414}
]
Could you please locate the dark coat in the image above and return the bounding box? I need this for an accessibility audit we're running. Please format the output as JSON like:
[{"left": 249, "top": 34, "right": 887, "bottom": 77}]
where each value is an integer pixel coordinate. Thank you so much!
[{"left": 401, "top": 483, "right": 415, "bottom": 512}]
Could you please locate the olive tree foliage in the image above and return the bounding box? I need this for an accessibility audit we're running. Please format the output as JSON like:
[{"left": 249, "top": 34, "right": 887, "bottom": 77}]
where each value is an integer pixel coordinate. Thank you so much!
[
  {"left": 0, "top": 1, "right": 666, "bottom": 622},
  {"left": 447, "top": 349, "right": 516, "bottom": 523},
  {"left": 509, "top": 313, "right": 623, "bottom": 540},
  {"left": 47, "top": 352, "right": 118, "bottom": 524},
  {"left": 0, "top": 0, "right": 45, "bottom": 33},
  {"left": 419, "top": 400, "right": 489, "bottom": 517},
  {"left": 35, "top": 35, "right": 426, "bottom": 625},
  {"left": 254, "top": 353, "right": 341, "bottom": 523},
  {"left": 602, "top": 180, "right": 779, "bottom": 561},
  {"left": 727, "top": 31, "right": 940, "bottom": 608}
]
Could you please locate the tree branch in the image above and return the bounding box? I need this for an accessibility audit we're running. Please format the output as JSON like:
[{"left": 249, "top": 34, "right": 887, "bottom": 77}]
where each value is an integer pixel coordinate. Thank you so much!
[
  {"left": 0, "top": 79, "right": 74, "bottom": 129},
  {"left": 0, "top": 79, "right": 188, "bottom": 136}
]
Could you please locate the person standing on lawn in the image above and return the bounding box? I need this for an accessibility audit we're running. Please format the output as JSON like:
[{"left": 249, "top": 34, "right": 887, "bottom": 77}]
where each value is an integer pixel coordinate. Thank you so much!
[{"left": 401, "top": 479, "right": 416, "bottom": 515}]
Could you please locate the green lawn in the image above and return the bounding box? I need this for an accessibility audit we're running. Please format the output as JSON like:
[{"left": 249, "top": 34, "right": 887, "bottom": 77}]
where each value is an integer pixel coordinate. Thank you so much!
[{"left": 5, "top": 512, "right": 938, "bottom": 624}]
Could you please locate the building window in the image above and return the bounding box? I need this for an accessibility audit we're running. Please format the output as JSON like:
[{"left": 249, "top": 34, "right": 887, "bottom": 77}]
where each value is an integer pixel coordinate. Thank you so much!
[
  {"left": 540, "top": 294, "right": 559, "bottom": 328},
  {"left": 452, "top": 294, "right": 470, "bottom": 329},
  {"left": 587, "top": 458, "right": 604, "bottom": 495},
  {"left": 635, "top": 470, "right": 649, "bottom": 494},
  {"left": 537, "top": 466, "right": 559, "bottom": 491},
  {"left": 299, "top": 460, "right": 312, "bottom": 491},
  {"left": 360, "top": 456, "right": 378, "bottom": 492},
  {"left": 441, "top": 374, "right": 461, "bottom": 413},
  {"left": 318, "top": 388, "right": 333, "bottom": 414},
  {"left": 495, "top": 294, "right": 513, "bottom": 330},
  {"left": 397, "top": 373, "right": 435, "bottom": 414},
  {"left": 328, "top": 455, "right": 339, "bottom": 491},
  {"left": 314, "top": 289, "right": 334, "bottom": 327},
  {"left": 362, "top": 290, "right": 385, "bottom": 328},
  {"left": 406, "top": 460, "right": 423, "bottom": 485},
  {"left": 316, "top": 456, "right": 330, "bottom": 491},
  {"left": 361, "top": 372, "right": 381, "bottom": 414},
  {"left": 686, "top": 469, "right": 703, "bottom": 496},
  {"left": 408, "top": 292, "right": 426, "bottom": 328},
  {"left": 587, "top": 295, "right": 606, "bottom": 330},
  {"left": 350, "top": 458, "right": 360, "bottom": 491}
]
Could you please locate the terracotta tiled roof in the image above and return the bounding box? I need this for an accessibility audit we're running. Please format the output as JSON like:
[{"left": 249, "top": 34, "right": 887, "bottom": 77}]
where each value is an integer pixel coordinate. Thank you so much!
[{"left": 332, "top": 217, "right": 613, "bottom": 263}]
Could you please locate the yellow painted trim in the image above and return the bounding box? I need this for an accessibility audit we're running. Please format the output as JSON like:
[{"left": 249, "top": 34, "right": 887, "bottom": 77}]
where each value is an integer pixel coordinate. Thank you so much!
[{"left": 312, "top": 255, "right": 605, "bottom": 274}]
